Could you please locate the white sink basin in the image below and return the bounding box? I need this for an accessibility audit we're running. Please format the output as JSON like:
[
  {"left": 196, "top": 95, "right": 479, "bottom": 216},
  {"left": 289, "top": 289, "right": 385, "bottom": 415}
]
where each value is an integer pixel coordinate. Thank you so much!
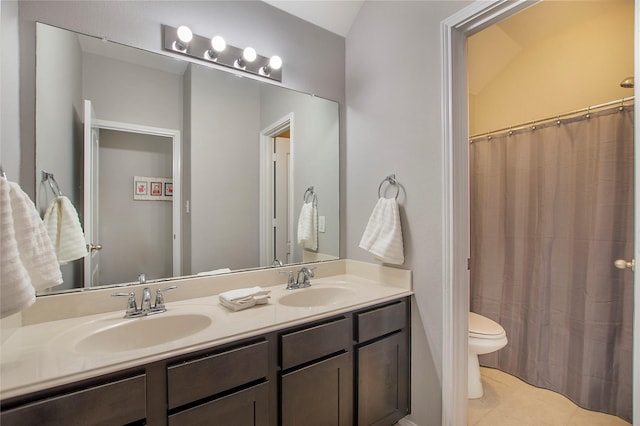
[
  {"left": 70, "top": 313, "right": 213, "bottom": 354},
  {"left": 278, "top": 286, "right": 357, "bottom": 308}
]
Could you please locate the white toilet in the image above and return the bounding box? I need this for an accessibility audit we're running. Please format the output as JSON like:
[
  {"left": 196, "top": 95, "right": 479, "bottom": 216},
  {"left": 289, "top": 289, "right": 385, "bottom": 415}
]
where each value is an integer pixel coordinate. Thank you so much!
[{"left": 468, "top": 312, "right": 508, "bottom": 399}]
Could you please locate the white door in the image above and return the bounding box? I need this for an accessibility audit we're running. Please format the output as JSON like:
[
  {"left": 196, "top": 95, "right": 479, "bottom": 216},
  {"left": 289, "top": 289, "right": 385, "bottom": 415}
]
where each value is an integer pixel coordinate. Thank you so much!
[
  {"left": 83, "top": 100, "right": 101, "bottom": 287},
  {"left": 273, "top": 137, "right": 291, "bottom": 264}
]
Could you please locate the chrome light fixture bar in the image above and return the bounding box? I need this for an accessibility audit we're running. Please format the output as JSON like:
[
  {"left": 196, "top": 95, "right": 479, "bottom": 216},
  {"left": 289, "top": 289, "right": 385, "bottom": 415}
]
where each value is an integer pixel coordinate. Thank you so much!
[{"left": 162, "top": 25, "right": 282, "bottom": 82}]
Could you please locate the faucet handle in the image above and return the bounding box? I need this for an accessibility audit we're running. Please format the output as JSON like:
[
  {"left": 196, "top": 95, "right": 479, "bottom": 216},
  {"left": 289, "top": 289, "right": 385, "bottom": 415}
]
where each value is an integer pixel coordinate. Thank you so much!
[
  {"left": 279, "top": 270, "right": 296, "bottom": 289},
  {"left": 154, "top": 285, "right": 177, "bottom": 311},
  {"left": 112, "top": 292, "right": 138, "bottom": 317}
]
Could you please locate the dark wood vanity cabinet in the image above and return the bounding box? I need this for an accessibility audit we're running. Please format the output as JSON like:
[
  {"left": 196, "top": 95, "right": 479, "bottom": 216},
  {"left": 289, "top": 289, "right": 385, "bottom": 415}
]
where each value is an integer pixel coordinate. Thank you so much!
[
  {"left": 0, "top": 372, "right": 147, "bottom": 426},
  {"left": 279, "top": 316, "right": 353, "bottom": 426},
  {"left": 355, "top": 299, "right": 410, "bottom": 426},
  {"left": 1, "top": 296, "right": 411, "bottom": 426},
  {"left": 166, "top": 339, "right": 270, "bottom": 426}
]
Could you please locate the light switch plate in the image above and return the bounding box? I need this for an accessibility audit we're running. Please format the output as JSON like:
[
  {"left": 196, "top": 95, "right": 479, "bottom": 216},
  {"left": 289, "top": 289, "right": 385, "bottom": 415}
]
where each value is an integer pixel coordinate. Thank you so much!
[{"left": 319, "top": 216, "right": 326, "bottom": 233}]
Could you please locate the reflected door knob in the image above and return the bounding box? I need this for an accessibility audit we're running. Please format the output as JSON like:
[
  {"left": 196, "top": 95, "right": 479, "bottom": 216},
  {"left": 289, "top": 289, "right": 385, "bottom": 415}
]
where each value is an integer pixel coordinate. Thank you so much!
[
  {"left": 614, "top": 258, "right": 635, "bottom": 271},
  {"left": 87, "top": 243, "right": 103, "bottom": 252}
]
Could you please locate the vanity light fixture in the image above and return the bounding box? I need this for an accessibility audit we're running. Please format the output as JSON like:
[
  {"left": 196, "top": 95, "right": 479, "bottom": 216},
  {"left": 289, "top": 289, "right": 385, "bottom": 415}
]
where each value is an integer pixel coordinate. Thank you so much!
[
  {"left": 235, "top": 47, "right": 257, "bottom": 69},
  {"left": 206, "top": 35, "right": 226, "bottom": 61},
  {"left": 173, "top": 25, "right": 193, "bottom": 52},
  {"left": 260, "top": 55, "right": 283, "bottom": 77},
  {"left": 162, "top": 24, "right": 282, "bottom": 82}
]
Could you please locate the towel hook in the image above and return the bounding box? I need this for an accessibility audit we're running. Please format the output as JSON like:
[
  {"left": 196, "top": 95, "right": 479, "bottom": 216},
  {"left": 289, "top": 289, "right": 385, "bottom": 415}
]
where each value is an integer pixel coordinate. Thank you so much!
[
  {"left": 378, "top": 174, "right": 400, "bottom": 200},
  {"left": 41, "top": 170, "right": 63, "bottom": 197},
  {"left": 0, "top": 164, "right": 6, "bottom": 179}
]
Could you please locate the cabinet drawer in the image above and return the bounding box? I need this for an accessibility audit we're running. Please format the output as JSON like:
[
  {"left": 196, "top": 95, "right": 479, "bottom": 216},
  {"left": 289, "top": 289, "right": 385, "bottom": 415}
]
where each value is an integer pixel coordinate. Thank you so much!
[
  {"left": 281, "top": 317, "right": 350, "bottom": 370},
  {"left": 168, "top": 340, "right": 268, "bottom": 409},
  {"left": 168, "top": 382, "right": 268, "bottom": 426},
  {"left": 1, "top": 374, "right": 146, "bottom": 426},
  {"left": 356, "top": 299, "right": 407, "bottom": 343}
]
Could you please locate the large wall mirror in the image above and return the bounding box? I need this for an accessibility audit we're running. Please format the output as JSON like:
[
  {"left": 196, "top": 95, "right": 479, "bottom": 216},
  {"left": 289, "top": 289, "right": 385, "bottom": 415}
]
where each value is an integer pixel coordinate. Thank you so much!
[{"left": 35, "top": 23, "right": 340, "bottom": 294}]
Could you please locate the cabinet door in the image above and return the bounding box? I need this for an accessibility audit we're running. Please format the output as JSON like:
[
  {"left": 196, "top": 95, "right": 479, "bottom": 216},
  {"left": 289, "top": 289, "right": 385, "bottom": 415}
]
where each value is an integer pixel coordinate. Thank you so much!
[
  {"left": 357, "top": 332, "right": 408, "bottom": 426},
  {"left": 168, "top": 382, "right": 268, "bottom": 426},
  {"left": 281, "top": 352, "right": 352, "bottom": 426}
]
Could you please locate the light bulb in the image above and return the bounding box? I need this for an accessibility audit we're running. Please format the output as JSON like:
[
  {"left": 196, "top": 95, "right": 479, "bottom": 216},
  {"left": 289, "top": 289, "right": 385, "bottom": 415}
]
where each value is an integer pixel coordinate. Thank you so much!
[
  {"left": 269, "top": 55, "right": 282, "bottom": 70},
  {"left": 243, "top": 47, "right": 257, "bottom": 63},
  {"left": 176, "top": 26, "right": 193, "bottom": 43},
  {"left": 211, "top": 36, "right": 226, "bottom": 52}
]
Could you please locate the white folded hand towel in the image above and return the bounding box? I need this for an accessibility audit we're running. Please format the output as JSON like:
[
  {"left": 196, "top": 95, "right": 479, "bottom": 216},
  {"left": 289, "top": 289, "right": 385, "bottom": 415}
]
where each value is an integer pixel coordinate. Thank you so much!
[
  {"left": 43, "top": 196, "right": 88, "bottom": 264},
  {"left": 1, "top": 178, "right": 63, "bottom": 318},
  {"left": 297, "top": 201, "right": 318, "bottom": 250},
  {"left": 359, "top": 197, "right": 404, "bottom": 265},
  {"left": 219, "top": 286, "right": 270, "bottom": 311}
]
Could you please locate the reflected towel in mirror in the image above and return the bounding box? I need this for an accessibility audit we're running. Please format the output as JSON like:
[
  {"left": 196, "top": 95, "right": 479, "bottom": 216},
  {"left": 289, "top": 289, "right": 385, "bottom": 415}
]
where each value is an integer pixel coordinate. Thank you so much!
[
  {"left": 297, "top": 201, "right": 318, "bottom": 250},
  {"left": 0, "top": 177, "right": 62, "bottom": 318},
  {"left": 359, "top": 197, "right": 404, "bottom": 265},
  {"left": 43, "top": 196, "right": 88, "bottom": 264}
]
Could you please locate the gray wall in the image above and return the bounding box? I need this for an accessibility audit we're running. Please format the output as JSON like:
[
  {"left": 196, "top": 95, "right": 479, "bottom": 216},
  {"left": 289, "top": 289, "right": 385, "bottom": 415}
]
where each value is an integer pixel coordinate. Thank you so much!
[
  {"left": 1, "top": 1, "right": 20, "bottom": 180},
  {"left": 260, "top": 86, "right": 340, "bottom": 263},
  {"left": 35, "top": 23, "right": 83, "bottom": 212},
  {"left": 188, "top": 65, "right": 262, "bottom": 272},
  {"left": 34, "top": 23, "right": 83, "bottom": 291},
  {"left": 98, "top": 129, "right": 173, "bottom": 285},
  {"left": 345, "top": 2, "right": 469, "bottom": 425},
  {"left": 82, "top": 52, "right": 183, "bottom": 131}
]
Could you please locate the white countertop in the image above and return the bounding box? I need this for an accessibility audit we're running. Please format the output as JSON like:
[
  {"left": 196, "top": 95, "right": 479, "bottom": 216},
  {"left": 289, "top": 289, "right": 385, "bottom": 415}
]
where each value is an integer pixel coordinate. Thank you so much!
[{"left": 1, "top": 263, "right": 411, "bottom": 401}]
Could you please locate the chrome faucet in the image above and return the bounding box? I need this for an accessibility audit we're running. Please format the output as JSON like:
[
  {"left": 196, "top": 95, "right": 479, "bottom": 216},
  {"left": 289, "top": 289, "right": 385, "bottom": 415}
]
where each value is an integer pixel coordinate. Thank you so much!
[
  {"left": 280, "top": 266, "right": 315, "bottom": 290},
  {"left": 112, "top": 285, "right": 177, "bottom": 318},
  {"left": 296, "top": 267, "right": 315, "bottom": 288}
]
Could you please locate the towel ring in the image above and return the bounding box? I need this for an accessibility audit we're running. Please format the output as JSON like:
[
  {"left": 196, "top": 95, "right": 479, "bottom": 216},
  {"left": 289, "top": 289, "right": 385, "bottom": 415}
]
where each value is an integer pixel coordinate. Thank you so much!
[
  {"left": 378, "top": 174, "right": 400, "bottom": 200},
  {"left": 41, "top": 171, "right": 63, "bottom": 197},
  {"left": 303, "top": 186, "right": 317, "bottom": 204}
]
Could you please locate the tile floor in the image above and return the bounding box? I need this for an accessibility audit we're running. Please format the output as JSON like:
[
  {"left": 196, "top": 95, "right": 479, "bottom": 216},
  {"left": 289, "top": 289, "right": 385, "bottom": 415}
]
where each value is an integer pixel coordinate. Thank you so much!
[{"left": 468, "top": 367, "right": 631, "bottom": 426}]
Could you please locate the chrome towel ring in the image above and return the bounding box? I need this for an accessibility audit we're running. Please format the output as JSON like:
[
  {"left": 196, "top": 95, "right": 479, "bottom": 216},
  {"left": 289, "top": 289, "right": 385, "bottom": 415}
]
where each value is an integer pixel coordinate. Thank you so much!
[
  {"left": 303, "top": 186, "right": 317, "bottom": 204},
  {"left": 41, "top": 170, "right": 63, "bottom": 197},
  {"left": 378, "top": 174, "right": 400, "bottom": 200}
]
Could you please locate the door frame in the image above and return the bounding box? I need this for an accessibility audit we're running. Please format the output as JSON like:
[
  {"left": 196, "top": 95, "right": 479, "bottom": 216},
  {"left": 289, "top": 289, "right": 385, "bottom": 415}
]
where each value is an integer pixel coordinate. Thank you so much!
[
  {"left": 441, "top": 0, "right": 639, "bottom": 424},
  {"left": 259, "top": 113, "right": 295, "bottom": 267},
  {"left": 92, "top": 118, "right": 182, "bottom": 277}
]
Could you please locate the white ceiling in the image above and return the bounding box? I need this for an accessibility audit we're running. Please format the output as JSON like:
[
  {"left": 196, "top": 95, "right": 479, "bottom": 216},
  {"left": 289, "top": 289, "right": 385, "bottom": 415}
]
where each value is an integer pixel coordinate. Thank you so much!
[{"left": 262, "top": 0, "right": 364, "bottom": 37}]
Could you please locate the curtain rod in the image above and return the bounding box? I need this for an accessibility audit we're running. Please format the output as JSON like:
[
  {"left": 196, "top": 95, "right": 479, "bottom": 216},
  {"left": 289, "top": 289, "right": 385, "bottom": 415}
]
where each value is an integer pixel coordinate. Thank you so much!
[{"left": 469, "top": 96, "right": 635, "bottom": 140}]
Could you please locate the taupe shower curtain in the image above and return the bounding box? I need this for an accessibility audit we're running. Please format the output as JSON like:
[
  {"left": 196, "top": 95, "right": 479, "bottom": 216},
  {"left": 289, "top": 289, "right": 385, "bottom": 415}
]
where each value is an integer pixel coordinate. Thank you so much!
[{"left": 470, "top": 105, "right": 634, "bottom": 422}]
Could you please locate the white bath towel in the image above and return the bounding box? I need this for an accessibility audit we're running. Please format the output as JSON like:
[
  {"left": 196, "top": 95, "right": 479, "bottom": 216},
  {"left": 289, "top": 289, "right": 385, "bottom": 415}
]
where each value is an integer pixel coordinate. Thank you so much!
[
  {"left": 297, "top": 201, "right": 318, "bottom": 251},
  {"left": 359, "top": 197, "right": 404, "bottom": 265},
  {"left": 43, "top": 196, "right": 88, "bottom": 265},
  {"left": 1, "top": 177, "right": 63, "bottom": 318},
  {"left": 219, "top": 286, "right": 270, "bottom": 311}
]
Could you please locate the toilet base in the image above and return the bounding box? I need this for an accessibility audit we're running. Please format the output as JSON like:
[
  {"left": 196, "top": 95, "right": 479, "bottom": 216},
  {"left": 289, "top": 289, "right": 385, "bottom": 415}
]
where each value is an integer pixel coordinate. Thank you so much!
[{"left": 468, "top": 353, "right": 483, "bottom": 399}]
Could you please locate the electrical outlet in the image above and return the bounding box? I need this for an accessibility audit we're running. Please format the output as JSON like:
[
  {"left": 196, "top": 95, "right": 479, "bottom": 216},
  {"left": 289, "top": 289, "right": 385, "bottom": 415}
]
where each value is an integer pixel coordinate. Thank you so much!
[{"left": 319, "top": 215, "right": 326, "bottom": 233}]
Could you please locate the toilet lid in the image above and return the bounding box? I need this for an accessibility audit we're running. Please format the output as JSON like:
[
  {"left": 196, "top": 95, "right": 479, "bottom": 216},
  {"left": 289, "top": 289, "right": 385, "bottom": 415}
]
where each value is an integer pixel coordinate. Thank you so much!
[{"left": 469, "top": 312, "right": 506, "bottom": 338}]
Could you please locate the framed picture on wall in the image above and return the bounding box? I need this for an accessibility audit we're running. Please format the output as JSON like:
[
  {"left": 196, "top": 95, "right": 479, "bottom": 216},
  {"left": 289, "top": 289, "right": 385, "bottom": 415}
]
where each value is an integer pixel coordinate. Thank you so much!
[
  {"left": 150, "top": 182, "right": 163, "bottom": 196},
  {"left": 133, "top": 176, "right": 172, "bottom": 201},
  {"left": 135, "top": 180, "right": 148, "bottom": 196}
]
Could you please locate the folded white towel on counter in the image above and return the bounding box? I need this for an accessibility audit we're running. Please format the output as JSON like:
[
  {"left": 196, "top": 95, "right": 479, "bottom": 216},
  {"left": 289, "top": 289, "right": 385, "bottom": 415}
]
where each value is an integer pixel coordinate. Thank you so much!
[
  {"left": 197, "top": 268, "right": 232, "bottom": 276},
  {"left": 43, "top": 196, "right": 88, "bottom": 264},
  {"left": 219, "top": 286, "right": 270, "bottom": 311},
  {"left": 359, "top": 197, "right": 404, "bottom": 265},
  {"left": 1, "top": 177, "right": 63, "bottom": 318},
  {"left": 297, "top": 201, "right": 318, "bottom": 250}
]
